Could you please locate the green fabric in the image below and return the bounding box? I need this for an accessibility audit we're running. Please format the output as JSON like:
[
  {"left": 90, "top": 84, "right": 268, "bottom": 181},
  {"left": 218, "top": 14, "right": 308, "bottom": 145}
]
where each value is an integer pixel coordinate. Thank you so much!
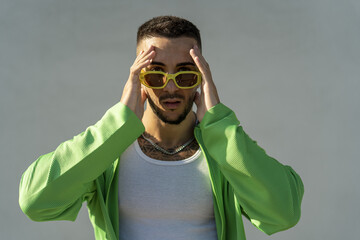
[
  {"left": 19, "top": 102, "right": 304, "bottom": 240},
  {"left": 196, "top": 104, "right": 304, "bottom": 239}
]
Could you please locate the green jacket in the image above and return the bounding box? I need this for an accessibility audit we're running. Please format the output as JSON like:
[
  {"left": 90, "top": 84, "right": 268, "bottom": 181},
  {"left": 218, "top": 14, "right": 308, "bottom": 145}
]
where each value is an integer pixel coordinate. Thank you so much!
[{"left": 19, "top": 102, "right": 304, "bottom": 240}]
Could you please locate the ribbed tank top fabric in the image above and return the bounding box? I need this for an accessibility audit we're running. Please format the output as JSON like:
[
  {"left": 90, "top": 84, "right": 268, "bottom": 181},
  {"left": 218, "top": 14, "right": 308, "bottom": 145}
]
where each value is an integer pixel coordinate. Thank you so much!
[{"left": 118, "top": 141, "right": 218, "bottom": 240}]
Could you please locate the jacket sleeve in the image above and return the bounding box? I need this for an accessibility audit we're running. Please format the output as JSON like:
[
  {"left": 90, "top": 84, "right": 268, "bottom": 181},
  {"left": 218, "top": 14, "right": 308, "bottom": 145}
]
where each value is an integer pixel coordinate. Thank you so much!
[
  {"left": 198, "top": 103, "right": 304, "bottom": 235},
  {"left": 19, "top": 102, "right": 145, "bottom": 222}
]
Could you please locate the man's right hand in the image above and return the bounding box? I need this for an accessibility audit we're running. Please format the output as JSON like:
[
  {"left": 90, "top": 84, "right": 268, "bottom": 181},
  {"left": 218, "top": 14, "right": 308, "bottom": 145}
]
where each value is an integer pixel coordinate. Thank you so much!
[{"left": 120, "top": 45, "right": 156, "bottom": 119}]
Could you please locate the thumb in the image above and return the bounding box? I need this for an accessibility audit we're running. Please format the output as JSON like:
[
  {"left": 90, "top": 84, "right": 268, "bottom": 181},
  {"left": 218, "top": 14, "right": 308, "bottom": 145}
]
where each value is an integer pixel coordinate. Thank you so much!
[
  {"left": 140, "top": 87, "right": 148, "bottom": 106},
  {"left": 194, "top": 91, "right": 201, "bottom": 108}
]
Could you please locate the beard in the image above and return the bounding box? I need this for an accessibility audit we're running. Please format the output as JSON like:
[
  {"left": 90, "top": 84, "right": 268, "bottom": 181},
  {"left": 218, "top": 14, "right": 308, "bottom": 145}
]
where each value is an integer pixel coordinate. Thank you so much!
[{"left": 147, "top": 93, "right": 195, "bottom": 125}]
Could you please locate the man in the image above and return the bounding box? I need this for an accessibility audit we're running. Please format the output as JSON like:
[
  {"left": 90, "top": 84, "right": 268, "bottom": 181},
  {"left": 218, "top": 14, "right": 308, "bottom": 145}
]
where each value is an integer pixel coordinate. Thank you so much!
[{"left": 19, "top": 16, "right": 304, "bottom": 240}]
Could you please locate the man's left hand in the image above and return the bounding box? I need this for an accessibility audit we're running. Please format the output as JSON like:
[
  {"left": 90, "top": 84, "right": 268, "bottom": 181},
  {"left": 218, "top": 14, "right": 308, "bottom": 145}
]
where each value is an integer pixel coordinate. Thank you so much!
[{"left": 190, "top": 45, "right": 220, "bottom": 122}]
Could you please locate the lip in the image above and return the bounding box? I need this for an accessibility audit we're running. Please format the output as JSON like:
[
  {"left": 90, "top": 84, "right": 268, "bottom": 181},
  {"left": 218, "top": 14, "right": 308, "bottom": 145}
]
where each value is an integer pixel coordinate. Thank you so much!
[{"left": 161, "top": 99, "right": 182, "bottom": 110}]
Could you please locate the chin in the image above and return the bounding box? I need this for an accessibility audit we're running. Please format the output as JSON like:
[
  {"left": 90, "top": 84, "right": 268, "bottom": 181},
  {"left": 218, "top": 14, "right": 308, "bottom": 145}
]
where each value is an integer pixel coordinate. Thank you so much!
[
  {"left": 160, "top": 112, "right": 188, "bottom": 125},
  {"left": 148, "top": 95, "right": 194, "bottom": 125}
]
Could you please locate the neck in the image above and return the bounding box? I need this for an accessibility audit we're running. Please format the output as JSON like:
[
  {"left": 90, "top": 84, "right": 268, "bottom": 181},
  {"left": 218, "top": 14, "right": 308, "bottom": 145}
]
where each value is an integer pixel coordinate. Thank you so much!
[{"left": 142, "top": 108, "right": 196, "bottom": 148}]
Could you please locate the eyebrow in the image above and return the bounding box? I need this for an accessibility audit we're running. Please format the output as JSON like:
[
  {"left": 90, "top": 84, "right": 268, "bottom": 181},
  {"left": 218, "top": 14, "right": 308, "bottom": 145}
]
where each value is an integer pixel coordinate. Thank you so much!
[
  {"left": 149, "top": 61, "right": 195, "bottom": 67},
  {"left": 177, "top": 62, "right": 196, "bottom": 67},
  {"left": 149, "top": 61, "right": 165, "bottom": 66}
]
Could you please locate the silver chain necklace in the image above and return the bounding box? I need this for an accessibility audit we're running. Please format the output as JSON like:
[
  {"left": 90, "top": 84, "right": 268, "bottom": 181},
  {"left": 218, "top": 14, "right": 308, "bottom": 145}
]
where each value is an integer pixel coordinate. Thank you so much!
[{"left": 141, "top": 134, "right": 194, "bottom": 155}]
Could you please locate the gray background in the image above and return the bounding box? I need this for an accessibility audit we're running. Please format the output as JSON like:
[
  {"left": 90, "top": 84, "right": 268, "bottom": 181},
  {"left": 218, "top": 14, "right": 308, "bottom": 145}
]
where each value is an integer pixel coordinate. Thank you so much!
[{"left": 1, "top": 0, "right": 359, "bottom": 239}]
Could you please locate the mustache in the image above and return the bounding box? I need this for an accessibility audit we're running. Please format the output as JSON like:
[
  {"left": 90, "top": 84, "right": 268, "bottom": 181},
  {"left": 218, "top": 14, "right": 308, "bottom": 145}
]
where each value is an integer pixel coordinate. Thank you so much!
[{"left": 159, "top": 94, "right": 185, "bottom": 101}]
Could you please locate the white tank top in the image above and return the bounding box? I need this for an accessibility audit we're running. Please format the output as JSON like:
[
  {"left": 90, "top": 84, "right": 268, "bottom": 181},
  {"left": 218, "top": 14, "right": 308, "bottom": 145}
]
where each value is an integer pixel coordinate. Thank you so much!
[{"left": 118, "top": 140, "right": 218, "bottom": 240}]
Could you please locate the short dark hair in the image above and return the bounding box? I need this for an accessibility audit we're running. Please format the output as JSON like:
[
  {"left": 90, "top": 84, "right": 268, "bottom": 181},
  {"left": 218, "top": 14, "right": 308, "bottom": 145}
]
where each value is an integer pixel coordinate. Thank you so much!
[{"left": 137, "top": 16, "right": 202, "bottom": 49}]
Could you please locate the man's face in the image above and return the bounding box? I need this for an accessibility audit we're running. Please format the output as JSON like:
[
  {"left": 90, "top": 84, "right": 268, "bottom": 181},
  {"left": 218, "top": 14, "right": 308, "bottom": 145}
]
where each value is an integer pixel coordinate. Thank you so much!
[{"left": 137, "top": 37, "right": 199, "bottom": 124}]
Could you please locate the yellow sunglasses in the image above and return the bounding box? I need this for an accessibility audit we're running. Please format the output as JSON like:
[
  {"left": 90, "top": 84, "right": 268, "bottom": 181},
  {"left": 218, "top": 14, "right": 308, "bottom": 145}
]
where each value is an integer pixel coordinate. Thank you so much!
[{"left": 139, "top": 70, "right": 202, "bottom": 89}]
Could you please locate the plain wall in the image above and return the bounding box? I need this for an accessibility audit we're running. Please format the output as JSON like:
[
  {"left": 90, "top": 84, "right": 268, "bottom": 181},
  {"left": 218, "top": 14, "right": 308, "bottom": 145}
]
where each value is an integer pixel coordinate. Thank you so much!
[{"left": 1, "top": 0, "right": 359, "bottom": 239}]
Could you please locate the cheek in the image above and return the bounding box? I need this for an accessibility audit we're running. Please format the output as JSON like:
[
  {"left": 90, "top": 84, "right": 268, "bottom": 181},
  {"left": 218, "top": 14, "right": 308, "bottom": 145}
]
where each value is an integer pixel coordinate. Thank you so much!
[
  {"left": 146, "top": 89, "right": 161, "bottom": 103},
  {"left": 184, "top": 90, "right": 197, "bottom": 103}
]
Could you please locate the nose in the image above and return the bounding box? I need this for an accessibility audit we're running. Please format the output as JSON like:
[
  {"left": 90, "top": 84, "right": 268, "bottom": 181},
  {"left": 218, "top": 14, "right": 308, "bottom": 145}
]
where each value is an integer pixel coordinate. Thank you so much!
[{"left": 163, "top": 76, "right": 178, "bottom": 93}]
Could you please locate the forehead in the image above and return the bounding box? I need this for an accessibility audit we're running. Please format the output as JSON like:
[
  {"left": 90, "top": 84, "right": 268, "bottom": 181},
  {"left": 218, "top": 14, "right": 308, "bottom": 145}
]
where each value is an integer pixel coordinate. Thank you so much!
[{"left": 137, "top": 37, "right": 197, "bottom": 65}]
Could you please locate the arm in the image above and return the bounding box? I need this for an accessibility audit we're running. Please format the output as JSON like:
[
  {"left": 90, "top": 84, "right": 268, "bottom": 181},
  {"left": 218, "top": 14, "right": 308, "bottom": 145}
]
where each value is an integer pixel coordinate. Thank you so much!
[
  {"left": 19, "top": 102, "right": 144, "bottom": 221},
  {"left": 199, "top": 103, "right": 304, "bottom": 234},
  {"left": 19, "top": 45, "right": 156, "bottom": 222},
  {"left": 190, "top": 45, "right": 303, "bottom": 234}
]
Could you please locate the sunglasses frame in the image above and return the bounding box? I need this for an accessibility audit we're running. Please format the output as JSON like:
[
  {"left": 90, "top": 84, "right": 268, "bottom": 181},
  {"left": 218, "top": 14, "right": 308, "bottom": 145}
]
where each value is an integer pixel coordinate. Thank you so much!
[{"left": 139, "top": 70, "right": 202, "bottom": 89}]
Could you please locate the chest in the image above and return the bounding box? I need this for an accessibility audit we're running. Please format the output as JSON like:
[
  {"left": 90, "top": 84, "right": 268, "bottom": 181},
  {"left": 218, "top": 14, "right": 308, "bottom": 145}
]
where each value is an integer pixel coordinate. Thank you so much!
[{"left": 118, "top": 142, "right": 214, "bottom": 220}]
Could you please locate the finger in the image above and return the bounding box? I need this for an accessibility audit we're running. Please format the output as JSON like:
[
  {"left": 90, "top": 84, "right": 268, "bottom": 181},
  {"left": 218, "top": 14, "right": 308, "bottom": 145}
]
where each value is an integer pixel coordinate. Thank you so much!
[
  {"left": 189, "top": 49, "right": 201, "bottom": 70},
  {"left": 133, "top": 45, "right": 154, "bottom": 67},
  {"left": 132, "top": 50, "right": 156, "bottom": 73},
  {"left": 137, "top": 45, "right": 154, "bottom": 58},
  {"left": 134, "top": 49, "right": 145, "bottom": 62},
  {"left": 142, "top": 50, "right": 156, "bottom": 64},
  {"left": 192, "top": 46, "right": 208, "bottom": 68},
  {"left": 136, "top": 58, "right": 152, "bottom": 71},
  {"left": 135, "top": 48, "right": 155, "bottom": 65},
  {"left": 190, "top": 49, "right": 207, "bottom": 74}
]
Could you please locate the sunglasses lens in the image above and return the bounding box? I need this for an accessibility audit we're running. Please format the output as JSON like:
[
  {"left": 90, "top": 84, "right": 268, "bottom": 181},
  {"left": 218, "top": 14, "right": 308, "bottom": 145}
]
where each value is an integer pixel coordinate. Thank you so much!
[
  {"left": 175, "top": 73, "right": 198, "bottom": 87},
  {"left": 144, "top": 74, "right": 165, "bottom": 87},
  {"left": 142, "top": 72, "right": 199, "bottom": 88}
]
